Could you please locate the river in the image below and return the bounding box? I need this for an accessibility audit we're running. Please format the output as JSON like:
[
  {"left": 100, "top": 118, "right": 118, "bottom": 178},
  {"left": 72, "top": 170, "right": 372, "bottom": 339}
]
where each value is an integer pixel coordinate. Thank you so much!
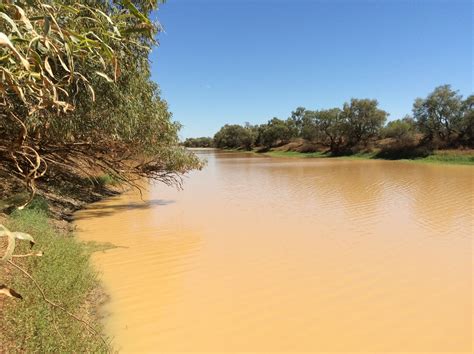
[{"left": 75, "top": 149, "right": 473, "bottom": 353}]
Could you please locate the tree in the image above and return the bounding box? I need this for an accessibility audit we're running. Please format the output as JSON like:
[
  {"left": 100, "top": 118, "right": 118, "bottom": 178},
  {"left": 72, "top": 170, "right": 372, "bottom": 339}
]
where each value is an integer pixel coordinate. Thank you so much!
[
  {"left": 377, "top": 116, "right": 420, "bottom": 158},
  {"left": 290, "top": 107, "right": 306, "bottom": 137},
  {"left": 413, "top": 85, "right": 464, "bottom": 145},
  {"left": 383, "top": 116, "right": 416, "bottom": 140},
  {"left": 0, "top": 0, "right": 202, "bottom": 207},
  {"left": 314, "top": 108, "right": 346, "bottom": 152},
  {"left": 300, "top": 110, "right": 320, "bottom": 142},
  {"left": 459, "top": 95, "right": 474, "bottom": 147},
  {"left": 183, "top": 137, "right": 213, "bottom": 148},
  {"left": 259, "top": 118, "right": 296, "bottom": 148},
  {"left": 213, "top": 124, "right": 254, "bottom": 150},
  {"left": 342, "top": 99, "right": 388, "bottom": 147}
]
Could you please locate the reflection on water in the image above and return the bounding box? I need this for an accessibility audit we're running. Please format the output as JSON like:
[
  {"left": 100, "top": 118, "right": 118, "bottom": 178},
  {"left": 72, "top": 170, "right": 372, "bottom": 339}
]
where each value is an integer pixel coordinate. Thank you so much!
[{"left": 75, "top": 150, "right": 473, "bottom": 353}]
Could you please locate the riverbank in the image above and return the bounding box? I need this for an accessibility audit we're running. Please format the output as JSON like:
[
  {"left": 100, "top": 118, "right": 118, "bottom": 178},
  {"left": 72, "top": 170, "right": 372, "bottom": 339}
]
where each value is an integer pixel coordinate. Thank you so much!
[
  {"left": 0, "top": 179, "right": 121, "bottom": 352},
  {"left": 257, "top": 148, "right": 474, "bottom": 166}
]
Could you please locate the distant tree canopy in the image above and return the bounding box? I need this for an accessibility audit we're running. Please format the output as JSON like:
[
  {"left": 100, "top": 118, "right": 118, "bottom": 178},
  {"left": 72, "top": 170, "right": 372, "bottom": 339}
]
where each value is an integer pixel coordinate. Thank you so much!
[
  {"left": 199, "top": 85, "right": 472, "bottom": 153},
  {"left": 342, "top": 99, "right": 388, "bottom": 147},
  {"left": 290, "top": 107, "right": 306, "bottom": 137},
  {"left": 258, "top": 117, "right": 296, "bottom": 148},
  {"left": 183, "top": 137, "right": 213, "bottom": 148},
  {"left": 413, "top": 85, "right": 473, "bottom": 147},
  {"left": 0, "top": 0, "right": 202, "bottom": 206},
  {"left": 313, "top": 108, "right": 346, "bottom": 152},
  {"left": 214, "top": 124, "right": 254, "bottom": 150},
  {"left": 382, "top": 116, "right": 417, "bottom": 140},
  {"left": 461, "top": 95, "right": 474, "bottom": 147}
]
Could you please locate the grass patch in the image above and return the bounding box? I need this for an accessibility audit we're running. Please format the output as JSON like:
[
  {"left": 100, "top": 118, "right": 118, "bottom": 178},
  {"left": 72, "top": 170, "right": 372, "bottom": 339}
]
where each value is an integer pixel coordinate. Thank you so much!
[
  {"left": 261, "top": 150, "right": 376, "bottom": 160},
  {"left": 24, "top": 195, "right": 50, "bottom": 214},
  {"left": 259, "top": 148, "right": 474, "bottom": 165},
  {"left": 96, "top": 173, "right": 121, "bottom": 187},
  {"left": 1, "top": 195, "right": 51, "bottom": 215},
  {"left": 0, "top": 204, "right": 110, "bottom": 352},
  {"left": 332, "top": 151, "right": 377, "bottom": 160},
  {"left": 411, "top": 150, "right": 474, "bottom": 165},
  {"left": 263, "top": 151, "right": 327, "bottom": 158}
]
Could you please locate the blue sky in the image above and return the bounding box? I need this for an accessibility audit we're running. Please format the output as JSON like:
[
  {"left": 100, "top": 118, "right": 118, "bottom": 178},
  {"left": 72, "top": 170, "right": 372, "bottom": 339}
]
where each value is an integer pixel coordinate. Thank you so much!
[{"left": 150, "top": 0, "right": 472, "bottom": 139}]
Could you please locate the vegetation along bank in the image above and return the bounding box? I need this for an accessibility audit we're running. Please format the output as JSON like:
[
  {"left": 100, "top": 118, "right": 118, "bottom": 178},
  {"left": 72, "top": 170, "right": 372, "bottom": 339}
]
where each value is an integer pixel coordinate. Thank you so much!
[
  {"left": 0, "top": 0, "right": 202, "bottom": 351},
  {"left": 184, "top": 85, "right": 474, "bottom": 165}
]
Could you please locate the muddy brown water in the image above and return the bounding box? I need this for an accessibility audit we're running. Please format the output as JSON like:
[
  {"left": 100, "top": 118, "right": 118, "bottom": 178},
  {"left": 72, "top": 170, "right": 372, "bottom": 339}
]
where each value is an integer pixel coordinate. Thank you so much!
[{"left": 75, "top": 150, "right": 473, "bottom": 353}]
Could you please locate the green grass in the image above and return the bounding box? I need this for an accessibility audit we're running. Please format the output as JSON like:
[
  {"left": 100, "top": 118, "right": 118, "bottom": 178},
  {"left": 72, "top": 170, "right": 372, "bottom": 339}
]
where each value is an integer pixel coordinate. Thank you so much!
[
  {"left": 332, "top": 152, "right": 377, "bottom": 160},
  {"left": 96, "top": 173, "right": 121, "bottom": 187},
  {"left": 1, "top": 195, "right": 52, "bottom": 214},
  {"left": 411, "top": 150, "right": 474, "bottom": 165},
  {"left": 260, "top": 149, "right": 474, "bottom": 165},
  {"left": 262, "top": 150, "right": 377, "bottom": 160},
  {"left": 0, "top": 204, "right": 110, "bottom": 352},
  {"left": 263, "top": 151, "right": 326, "bottom": 158}
]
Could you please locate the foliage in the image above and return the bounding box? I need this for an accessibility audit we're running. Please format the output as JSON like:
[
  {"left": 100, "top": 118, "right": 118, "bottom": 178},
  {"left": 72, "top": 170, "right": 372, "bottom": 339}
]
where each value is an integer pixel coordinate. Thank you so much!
[
  {"left": 290, "top": 106, "right": 306, "bottom": 137},
  {"left": 342, "top": 98, "right": 388, "bottom": 147},
  {"left": 204, "top": 85, "right": 472, "bottom": 156},
  {"left": 258, "top": 117, "right": 297, "bottom": 148},
  {"left": 460, "top": 95, "right": 474, "bottom": 146},
  {"left": 183, "top": 136, "right": 214, "bottom": 148},
  {"left": 382, "top": 116, "right": 417, "bottom": 140},
  {"left": 208, "top": 98, "right": 387, "bottom": 153},
  {"left": 377, "top": 116, "right": 422, "bottom": 159},
  {"left": 213, "top": 124, "right": 254, "bottom": 150},
  {"left": 313, "top": 108, "right": 345, "bottom": 152},
  {"left": 300, "top": 110, "right": 321, "bottom": 142},
  {"left": 0, "top": 0, "right": 202, "bottom": 209},
  {"left": 413, "top": 85, "right": 472, "bottom": 147}
]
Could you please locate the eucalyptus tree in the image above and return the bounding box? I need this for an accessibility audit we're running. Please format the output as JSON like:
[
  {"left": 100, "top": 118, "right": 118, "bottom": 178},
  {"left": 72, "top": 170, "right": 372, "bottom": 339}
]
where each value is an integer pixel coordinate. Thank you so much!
[
  {"left": 383, "top": 116, "right": 417, "bottom": 140},
  {"left": 213, "top": 124, "right": 254, "bottom": 150},
  {"left": 341, "top": 99, "right": 388, "bottom": 147},
  {"left": 183, "top": 137, "right": 213, "bottom": 148},
  {"left": 413, "top": 85, "right": 464, "bottom": 145},
  {"left": 300, "top": 110, "right": 320, "bottom": 142},
  {"left": 259, "top": 117, "right": 296, "bottom": 148},
  {"left": 314, "top": 108, "right": 346, "bottom": 152},
  {"left": 460, "top": 95, "right": 474, "bottom": 146},
  {"left": 0, "top": 0, "right": 201, "bottom": 207},
  {"left": 290, "top": 106, "right": 307, "bottom": 137}
]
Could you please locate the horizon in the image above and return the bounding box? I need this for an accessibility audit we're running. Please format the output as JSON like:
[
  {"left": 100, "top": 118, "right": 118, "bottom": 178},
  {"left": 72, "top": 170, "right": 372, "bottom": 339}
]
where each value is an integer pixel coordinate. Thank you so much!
[{"left": 151, "top": 0, "right": 472, "bottom": 139}]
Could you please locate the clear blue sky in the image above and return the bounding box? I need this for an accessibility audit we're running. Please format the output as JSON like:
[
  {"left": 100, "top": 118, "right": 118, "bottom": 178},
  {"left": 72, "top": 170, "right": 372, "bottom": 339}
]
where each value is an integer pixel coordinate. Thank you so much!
[{"left": 150, "top": 0, "right": 472, "bottom": 139}]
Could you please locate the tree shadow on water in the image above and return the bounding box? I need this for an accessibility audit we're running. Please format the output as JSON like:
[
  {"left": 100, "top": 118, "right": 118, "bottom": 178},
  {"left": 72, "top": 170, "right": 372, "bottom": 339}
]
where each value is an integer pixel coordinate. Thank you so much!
[{"left": 75, "top": 199, "right": 175, "bottom": 220}]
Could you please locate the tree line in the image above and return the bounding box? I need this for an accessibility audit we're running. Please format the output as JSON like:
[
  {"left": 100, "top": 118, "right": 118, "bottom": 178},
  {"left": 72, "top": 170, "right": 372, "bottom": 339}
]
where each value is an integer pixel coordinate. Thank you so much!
[{"left": 185, "top": 85, "right": 473, "bottom": 157}]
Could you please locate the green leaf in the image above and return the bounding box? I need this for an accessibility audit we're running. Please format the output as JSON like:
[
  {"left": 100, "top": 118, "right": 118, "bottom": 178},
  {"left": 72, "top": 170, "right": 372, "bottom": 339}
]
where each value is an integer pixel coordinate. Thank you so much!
[{"left": 120, "top": 0, "right": 151, "bottom": 25}]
